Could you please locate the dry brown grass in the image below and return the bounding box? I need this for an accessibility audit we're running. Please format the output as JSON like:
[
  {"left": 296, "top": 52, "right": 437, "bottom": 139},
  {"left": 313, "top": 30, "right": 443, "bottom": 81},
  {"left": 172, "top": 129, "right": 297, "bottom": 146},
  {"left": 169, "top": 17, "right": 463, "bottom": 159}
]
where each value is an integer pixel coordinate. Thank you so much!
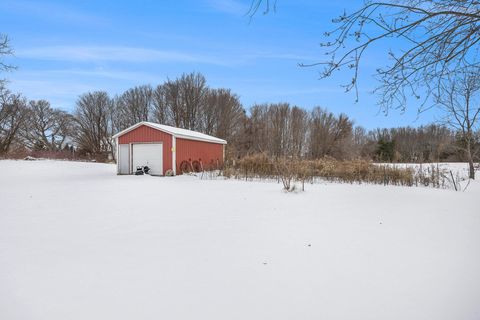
[{"left": 223, "top": 154, "right": 420, "bottom": 189}]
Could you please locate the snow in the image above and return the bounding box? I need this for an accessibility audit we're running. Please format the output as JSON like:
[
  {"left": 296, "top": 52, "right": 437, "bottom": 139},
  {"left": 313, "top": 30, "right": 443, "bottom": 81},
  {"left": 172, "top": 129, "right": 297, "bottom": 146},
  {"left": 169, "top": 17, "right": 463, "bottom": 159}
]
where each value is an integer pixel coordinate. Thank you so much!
[
  {"left": 0, "top": 159, "right": 479, "bottom": 320},
  {"left": 112, "top": 121, "right": 227, "bottom": 144}
]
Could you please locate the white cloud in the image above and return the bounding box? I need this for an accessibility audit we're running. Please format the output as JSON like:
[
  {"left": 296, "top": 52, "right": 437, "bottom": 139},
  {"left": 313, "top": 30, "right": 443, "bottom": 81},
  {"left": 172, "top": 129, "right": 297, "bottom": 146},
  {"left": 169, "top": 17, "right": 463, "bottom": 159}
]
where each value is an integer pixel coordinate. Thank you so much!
[
  {"left": 16, "top": 44, "right": 317, "bottom": 67},
  {"left": 206, "top": 0, "right": 248, "bottom": 15},
  {"left": 16, "top": 45, "right": 242, "bottom": 66},
  {"left": 50, "top": 69, "right": 162, "bottom": 82},
  {"left": 7, "top": 78, "right": 95, "bottom": 109},
  {"left": 0, "top": 0, "right": 108, "bottom": 26}
]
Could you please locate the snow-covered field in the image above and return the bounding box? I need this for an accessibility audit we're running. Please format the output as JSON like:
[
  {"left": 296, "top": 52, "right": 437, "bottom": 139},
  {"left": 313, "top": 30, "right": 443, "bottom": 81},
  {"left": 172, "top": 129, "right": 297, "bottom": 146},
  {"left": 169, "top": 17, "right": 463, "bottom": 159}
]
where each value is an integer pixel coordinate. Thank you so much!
[{"left": 1, "top": 160, "right": 479, "bottom": 320}]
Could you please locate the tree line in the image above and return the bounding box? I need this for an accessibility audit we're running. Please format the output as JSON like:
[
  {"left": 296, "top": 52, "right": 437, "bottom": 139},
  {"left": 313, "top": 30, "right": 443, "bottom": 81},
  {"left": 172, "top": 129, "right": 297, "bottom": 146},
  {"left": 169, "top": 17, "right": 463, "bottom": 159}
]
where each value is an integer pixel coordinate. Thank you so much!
[
  {"left": 0, "top": 73, "right": 244, "bottom": 159},
  {"left": 1, "top": 72, "right": 478, "bottom": 166}
]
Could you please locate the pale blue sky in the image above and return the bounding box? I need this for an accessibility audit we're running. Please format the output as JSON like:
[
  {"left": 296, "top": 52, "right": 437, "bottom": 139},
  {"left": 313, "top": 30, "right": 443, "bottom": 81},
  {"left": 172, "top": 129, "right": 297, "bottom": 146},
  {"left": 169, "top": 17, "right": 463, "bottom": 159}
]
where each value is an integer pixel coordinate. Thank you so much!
[{"left": 1, "top": 0, "right": 437, "bottom": 129}]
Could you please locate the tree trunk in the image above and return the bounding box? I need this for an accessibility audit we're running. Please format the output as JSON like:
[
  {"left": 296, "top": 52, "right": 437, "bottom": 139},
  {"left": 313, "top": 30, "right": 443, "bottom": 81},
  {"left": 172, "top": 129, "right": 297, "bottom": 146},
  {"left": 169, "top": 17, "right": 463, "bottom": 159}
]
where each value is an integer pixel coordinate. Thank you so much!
[
  {"left": 468, "top": 159, "right": 475, "bottom": 180},
  {"left": 466, "top": 140, "right": 475, "bottom": 180}
]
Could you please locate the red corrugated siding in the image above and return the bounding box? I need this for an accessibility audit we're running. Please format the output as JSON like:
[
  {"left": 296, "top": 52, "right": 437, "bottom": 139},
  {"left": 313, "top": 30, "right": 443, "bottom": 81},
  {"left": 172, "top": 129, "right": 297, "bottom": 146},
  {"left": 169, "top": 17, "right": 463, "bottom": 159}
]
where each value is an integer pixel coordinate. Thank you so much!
[
  {"left": 118, "top": 125, "right": 172, "bottom": 174},
  {"left": 117, "top": 124, "right": 225, "bottom": 175},
  {"left": 176, "top": 138, "right": 224, "bottom": 172}
]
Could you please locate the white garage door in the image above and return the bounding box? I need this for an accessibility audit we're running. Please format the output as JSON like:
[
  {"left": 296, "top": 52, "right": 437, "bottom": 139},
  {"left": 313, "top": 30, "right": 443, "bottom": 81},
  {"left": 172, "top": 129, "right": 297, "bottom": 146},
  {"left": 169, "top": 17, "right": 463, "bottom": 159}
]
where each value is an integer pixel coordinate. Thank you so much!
[
  {"left": 132, "top": 143, "right": 163, "bottom": 175},
  {"left": 118, "top": 144, "right": 130, "bottom": 174}
]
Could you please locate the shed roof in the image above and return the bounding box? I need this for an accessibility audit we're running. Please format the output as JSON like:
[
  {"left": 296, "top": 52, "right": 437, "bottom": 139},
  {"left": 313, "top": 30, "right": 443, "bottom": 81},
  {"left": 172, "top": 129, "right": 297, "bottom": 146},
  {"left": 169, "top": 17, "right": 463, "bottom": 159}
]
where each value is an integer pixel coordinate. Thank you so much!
[{"left": 112, "top": 121, "right": 227, "bottom": 145}]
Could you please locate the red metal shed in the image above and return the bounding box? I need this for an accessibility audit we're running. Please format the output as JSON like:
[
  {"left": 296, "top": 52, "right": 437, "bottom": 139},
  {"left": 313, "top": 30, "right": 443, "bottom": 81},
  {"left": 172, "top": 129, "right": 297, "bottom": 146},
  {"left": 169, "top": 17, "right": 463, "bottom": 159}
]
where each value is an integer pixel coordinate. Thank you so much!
[{"left": 112, "top": 122, "right": 227, "bottom": 175}]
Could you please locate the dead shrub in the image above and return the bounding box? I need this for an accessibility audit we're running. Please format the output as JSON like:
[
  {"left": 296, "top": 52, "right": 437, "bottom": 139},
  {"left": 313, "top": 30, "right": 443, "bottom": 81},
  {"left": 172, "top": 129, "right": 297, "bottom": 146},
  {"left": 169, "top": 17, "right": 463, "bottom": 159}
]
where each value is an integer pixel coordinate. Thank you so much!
[
  {"left": 235, "top": 153, "right": 276, "bottom": 180},
  {"left": 223, "top": 154, "right": 422, "bottom": 190},
  {"left": 275, "top": 158, "right": 297, "bottom": 191}
]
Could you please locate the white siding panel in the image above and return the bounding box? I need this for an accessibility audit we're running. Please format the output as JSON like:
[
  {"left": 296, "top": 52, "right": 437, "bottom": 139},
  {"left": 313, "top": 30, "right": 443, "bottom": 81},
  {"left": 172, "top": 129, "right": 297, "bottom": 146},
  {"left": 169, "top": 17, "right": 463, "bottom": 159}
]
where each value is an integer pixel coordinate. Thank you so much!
[{"left": 118, "top": 144, "right": 130, "bottom": 174}]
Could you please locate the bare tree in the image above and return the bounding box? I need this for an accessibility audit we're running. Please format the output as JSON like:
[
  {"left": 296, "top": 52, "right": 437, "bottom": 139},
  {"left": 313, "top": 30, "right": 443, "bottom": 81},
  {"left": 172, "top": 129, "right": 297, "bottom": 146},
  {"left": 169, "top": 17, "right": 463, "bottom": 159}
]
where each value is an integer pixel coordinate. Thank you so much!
[
  {"left": 153, "top": 75, "right": 245, "bottom": 147},
  {"left": 361, "top": 125, "right": 456, "bottom": 162},
  {"left": 0, "top": 87, "right": 28, "bottom": 155},
  {"left": 152, "top": 73, "right": 207, "bottom": 130},
  {"left": 202, "top": 88, "right": 245, "bottom": 140},
  {"left": 352, "top": 126, "right": 369, "bottom": 158},
  {"left": 245, "top": 104, "right": 269, "bottom": 154},
  {"left": 331, "top": 114, "right": 354, "bottom": 158},
  {"left": 178, "top": 72, "right": 207, "bottom": 130},
  {"left": 0, "top": 34, "right": 22, "bottom": 155},
  {"left": 152, "top": 84, "right": 172, "bottom": 126},
  {"left": 73, "top": 91, "right": 114, "bottom": 158},
  {"left": 241, "top": 103, "right": 309, "bottom": 158},
  {"left": 0, "top": 34, "right": 15, "bottom": 86},
  {"left": 249, "top": 1, "right": 480, "bottom": 112},
  {"left": 268, "top": 103, "right": 291, "bottom": 157},
  {"left": 289, "top": 106, "right": 308, "bottom": 157},
  {"left": 164, "top": 79, "right": 184, "bottom": 127},
  {"left": 435, "top": 70, "right": 480, "bottom": 179},
  {"left": 244, "top": 103, "right": 296, "bottom": 157},
  {"left": 116, "top": 85, "right": 152, "bottom": 130},
  {"left": 21, "top": 100, "right": 73, "bottom": 151},
  {"left": 308, "top": 107, "right": 353, "bottom": 159}
]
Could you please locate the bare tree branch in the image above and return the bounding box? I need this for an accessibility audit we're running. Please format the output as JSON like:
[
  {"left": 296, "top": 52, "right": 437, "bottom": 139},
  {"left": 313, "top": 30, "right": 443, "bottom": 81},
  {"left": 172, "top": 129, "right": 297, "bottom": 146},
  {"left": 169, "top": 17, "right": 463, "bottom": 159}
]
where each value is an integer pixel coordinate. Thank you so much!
[
  {"left": 434, "top": 68, "right": 480, "bottom": 179},
  {"left": 249, "top": 1, "right": 480, "bottom": 112},
  {"left": 0, "top": 34, "right": 15, "bottom": 85}
]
